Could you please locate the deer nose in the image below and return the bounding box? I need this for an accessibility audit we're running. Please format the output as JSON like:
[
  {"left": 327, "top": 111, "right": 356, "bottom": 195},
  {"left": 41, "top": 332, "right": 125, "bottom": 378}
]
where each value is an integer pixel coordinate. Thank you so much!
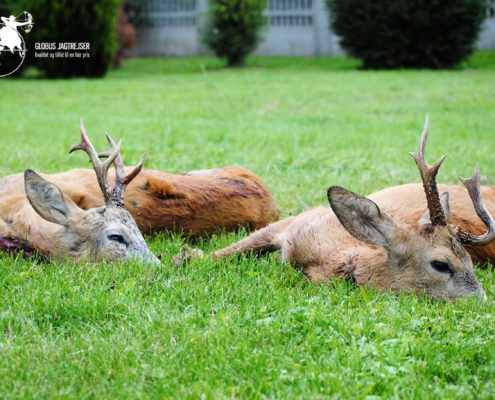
[
  {"left": 140, "top": 247, "right": 161, "bottom": 265},
  {"left": 475, "top": 287, "right": 487, "bottom": 303},
  {"left": 149, "top": 253, "right": 161, "bottom": 265},
  {"left": 464, "top": 283, "right": 487, "bottom": 303}
]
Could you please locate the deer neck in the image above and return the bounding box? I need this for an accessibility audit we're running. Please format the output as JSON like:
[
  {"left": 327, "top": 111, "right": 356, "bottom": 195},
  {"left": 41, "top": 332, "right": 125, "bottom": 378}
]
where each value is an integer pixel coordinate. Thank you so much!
[
  {"left": 351, "top": 247, "right": 398, "bottom": 290},
  {"left": 0, "top": 199, "right": 87, "bottom": 260}
]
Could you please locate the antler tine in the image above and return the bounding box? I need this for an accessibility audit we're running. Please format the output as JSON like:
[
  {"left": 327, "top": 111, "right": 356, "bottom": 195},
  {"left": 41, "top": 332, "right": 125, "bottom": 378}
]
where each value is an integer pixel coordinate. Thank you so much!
[
  {"left": 69, "top": 120, "right": 100, "bottom": 164},
  {"left": 99, "top": 133, "right": 146, "bottom": 208},
  {"left": 69, "top": 120, "right": 121, "bottom": 204},
  {"left": 409, "top": 115, "right": 448, "bottom": 227},
  {"left": 124, "top": 155, "right": 145, "bottom": 184},
  {"left": 454, "top": 164, "right": 495, "bottom": 246}
]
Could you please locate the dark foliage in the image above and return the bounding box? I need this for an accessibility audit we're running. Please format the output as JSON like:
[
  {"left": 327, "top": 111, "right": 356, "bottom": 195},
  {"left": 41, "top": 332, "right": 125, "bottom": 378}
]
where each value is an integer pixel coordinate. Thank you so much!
[
  {"left": 23, "top": 0, "right": 120, "bottom": 77},
  {"left": 327, "top": 0, "right": 489, "bottom": 69}
]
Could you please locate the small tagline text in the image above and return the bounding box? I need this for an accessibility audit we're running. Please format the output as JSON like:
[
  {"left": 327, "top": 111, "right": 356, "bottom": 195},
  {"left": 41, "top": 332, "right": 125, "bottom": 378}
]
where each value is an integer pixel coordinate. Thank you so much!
[{"left": 34, "top": 42, "right": 91, "bottom": 59}]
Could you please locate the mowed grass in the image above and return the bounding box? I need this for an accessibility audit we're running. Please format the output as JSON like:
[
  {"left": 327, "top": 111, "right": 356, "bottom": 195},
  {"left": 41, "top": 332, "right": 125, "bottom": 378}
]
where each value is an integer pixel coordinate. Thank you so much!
[{"left": 1, "top": 52, "right": 495, "bottom": 398}]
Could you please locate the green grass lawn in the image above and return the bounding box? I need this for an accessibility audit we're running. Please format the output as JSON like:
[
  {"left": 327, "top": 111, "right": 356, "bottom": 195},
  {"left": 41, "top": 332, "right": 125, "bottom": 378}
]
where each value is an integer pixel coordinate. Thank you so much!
[{"left": 1, "top": 52, "right": 495, "bottom": 399}]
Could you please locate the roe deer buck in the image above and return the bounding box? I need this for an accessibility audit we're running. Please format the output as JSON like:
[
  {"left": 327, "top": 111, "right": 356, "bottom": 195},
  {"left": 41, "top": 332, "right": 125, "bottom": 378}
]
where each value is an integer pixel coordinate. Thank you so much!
[
  {"left": 0, "top": 134, "right": 279, "bottom": 239},
  {"left": 176, "top": 118, "right": 493, "bottom": 300},
  {"left": 0, "top": 121, "right": 159, "bottom": 263}
]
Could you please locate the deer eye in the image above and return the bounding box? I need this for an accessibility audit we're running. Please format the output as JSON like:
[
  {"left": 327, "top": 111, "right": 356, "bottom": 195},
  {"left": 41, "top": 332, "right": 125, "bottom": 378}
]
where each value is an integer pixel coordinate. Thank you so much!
[
  {"left": 430, "top": 260, "right": 453, "bottom": 275},
  {"left": 108, "top": 234, "right": 127, "bottom": 246}
]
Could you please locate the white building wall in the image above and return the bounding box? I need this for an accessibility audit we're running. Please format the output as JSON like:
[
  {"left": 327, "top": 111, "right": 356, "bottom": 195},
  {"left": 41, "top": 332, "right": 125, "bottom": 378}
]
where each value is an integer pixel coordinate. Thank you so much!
[
  {"left": 131, "top": 0, "right": 495, "bottom": 57},
  {"left": 478, "top": 14, "right": 495, "bottom": 49}
]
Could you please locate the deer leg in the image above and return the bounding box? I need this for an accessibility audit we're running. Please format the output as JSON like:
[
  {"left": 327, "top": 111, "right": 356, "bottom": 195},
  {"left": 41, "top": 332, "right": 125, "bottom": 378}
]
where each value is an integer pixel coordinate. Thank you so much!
[
  {"left": 212, "top": 217, "right": 295, "bottom": 259},
  {"left": 173, "top": 217, "right": 295, "bottom": 267}
]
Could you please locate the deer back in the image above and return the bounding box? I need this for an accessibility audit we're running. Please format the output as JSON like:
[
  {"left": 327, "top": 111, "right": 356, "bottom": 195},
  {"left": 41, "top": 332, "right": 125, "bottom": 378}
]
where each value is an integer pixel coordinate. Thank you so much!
[
  {"left": 0, "top": 166, "right": 279, "bottom": 237},
  {"left": 369, "top": 183, "right": 495, "bottom": 265}
]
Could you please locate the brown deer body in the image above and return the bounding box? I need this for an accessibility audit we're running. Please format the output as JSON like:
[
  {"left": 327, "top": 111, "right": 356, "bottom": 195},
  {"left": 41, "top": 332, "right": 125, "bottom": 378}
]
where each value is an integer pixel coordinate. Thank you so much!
[
  {"left": 0, "top": 167, "right": 279, "bottom": 237},
  {"left": 0, "top": 122, "right": 159, "bottom": 263},
  {"left": 178, "top": 118, "right": 494, "bottom": 300}
]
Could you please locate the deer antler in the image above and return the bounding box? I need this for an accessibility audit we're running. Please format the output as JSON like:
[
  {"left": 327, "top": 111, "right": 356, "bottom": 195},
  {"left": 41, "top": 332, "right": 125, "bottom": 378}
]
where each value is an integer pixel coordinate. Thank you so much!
[
  {"left": 69, "top": 120, "right": 121, "bottom": 204},
  {"left": 454, "top": 164, "right": 495, "bottom": 246},
  {"left": 69, "top": 120, "right": 144, "bottom": 208},
  {"left": 409, "top": 115, "right": 448, "bottom": 227},
  {"left": 98, "top": 133, "right": 145, "bottom": 207}
]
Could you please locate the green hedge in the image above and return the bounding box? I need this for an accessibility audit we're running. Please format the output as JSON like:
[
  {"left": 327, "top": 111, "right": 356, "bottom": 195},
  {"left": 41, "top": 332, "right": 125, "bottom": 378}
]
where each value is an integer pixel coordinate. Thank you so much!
[
  {"left": 327, "top": 0, "right": 488, "bottom": 69},
  {"left": 20, "top": 0, "right": 120, "bottom": 77}
]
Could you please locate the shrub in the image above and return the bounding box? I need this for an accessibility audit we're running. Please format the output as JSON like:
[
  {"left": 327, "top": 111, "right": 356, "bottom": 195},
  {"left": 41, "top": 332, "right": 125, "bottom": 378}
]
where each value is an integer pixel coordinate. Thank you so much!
[
  {"left": 326, "top": 0, "right": 489, "bottom": 69},
  {"left": 114, "top": 6, "right": 136, "bottom": 68},
  {"left": 122, "top": 0, "right": 147, "bottom": 27},
  {"left": 203, "top": 0, "right": 267, "bottom": 67},
  {"left": 24, "top": 0, "right": 120, "bottom": 77}
]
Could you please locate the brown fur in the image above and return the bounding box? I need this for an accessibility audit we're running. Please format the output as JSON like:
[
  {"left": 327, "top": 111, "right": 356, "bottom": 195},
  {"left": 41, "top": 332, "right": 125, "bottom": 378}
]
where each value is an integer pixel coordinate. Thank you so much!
[{"left": 0, "top": 166, "right": 280, "bottom": 237}]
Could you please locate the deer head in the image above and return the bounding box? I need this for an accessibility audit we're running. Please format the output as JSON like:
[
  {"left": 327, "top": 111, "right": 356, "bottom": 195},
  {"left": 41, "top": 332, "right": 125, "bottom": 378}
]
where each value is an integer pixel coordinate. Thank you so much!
[
  {"left": 328, "top": 117, "right": 492, "bottom": 300},
  {"left": 24, "top": 120, "right": 159, "bottom": 264}
]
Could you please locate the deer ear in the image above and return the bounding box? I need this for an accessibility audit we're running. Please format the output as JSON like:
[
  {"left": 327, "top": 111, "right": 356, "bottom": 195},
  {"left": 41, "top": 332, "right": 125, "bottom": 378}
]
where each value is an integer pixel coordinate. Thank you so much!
[
  {"left": 328, "top": 186, "right": 398, "bottom": 247},
  {"left": 24, "top": 170, "right": 82, "bottom": 226},
  {"left": 418, "top": 192, "right": 451, "bottom": 225}
]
